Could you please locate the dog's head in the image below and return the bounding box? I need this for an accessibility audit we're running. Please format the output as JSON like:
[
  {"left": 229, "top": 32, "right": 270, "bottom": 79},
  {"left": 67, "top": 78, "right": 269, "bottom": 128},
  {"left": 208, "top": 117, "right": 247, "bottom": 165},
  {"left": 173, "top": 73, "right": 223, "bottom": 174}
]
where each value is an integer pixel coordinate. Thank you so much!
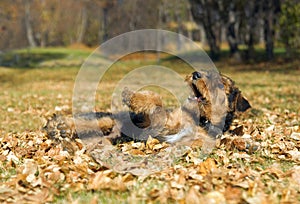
[{"left": 185, "top": 71, "right": 251, "bottom": 133}]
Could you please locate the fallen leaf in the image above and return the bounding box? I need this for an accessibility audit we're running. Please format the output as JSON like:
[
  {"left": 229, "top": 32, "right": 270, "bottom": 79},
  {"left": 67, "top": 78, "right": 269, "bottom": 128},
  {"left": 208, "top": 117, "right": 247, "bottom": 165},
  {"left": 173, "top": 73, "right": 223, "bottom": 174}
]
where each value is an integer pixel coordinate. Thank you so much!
[
  {"left": 286, "top": 150, "right": 300, "bottom": 161},
  {"left": 224, "top": 185, "right": 242, "bottom": 203},
  {"left": 185, "top": 185, "right": 202, "bottom": 204},
  {"left": 290, "top": 132, "right": 300, "bottom": 141},
  {"left": 204, "top": 191, "right": 226, "bottom": 204},
  {"left": 197, "top": 158, "right": 217, "bottom": 176},
  {"left": 146, "top": 136, "right": 160, "bottom": 150}
]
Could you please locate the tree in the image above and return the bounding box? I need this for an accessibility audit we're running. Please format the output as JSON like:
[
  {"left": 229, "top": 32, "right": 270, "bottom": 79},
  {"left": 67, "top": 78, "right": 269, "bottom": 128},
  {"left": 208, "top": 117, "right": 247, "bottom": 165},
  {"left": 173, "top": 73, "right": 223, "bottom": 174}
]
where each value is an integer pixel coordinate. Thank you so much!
[
  {"left": 76, "top": 1, "right": 88, "bottom": 43},
  {"left": 24, "top": 0, "right": 37, "bottom": 47},
  {"left": 279, "top": 0, "right": 300, "bottom": 58},
  {"left": 189, "top": 0, "right": 221, "bottom": 59},
  {"left": 218, "top": 0, "right": 244, "bottom": 61},
  {"left": 99, "top": 0, "right": 117, "bottom": 43},
  {"left": 240, "top": 0, "right": 262, "bottom": 60},
  {"left": 189, "top": 0, "right": 244, "bottom": 60},
  {"left": 158, "top": 0, "right": 191, "bottom": 50},
  {"left": 262, "top": 0, "right": 281, "bottom": 60}
]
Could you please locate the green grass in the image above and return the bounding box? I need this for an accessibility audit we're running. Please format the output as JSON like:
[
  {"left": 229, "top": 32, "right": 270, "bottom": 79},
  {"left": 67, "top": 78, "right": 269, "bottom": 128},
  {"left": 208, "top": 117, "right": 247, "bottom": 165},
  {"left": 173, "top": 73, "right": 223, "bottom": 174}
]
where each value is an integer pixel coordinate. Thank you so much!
[
  {"left": 0, "top": 47, "right": 92, "bottom": 68},
  {"left": 2, "top": 47, "right": 298, "bottom": 132},
  {"left": 0, "top": 47, "right": 299, "bottom": 203},
  {"left": 0, "top": 164, "right": 17, "bottom": 182},
  {"left": 54, "top": 191, "right": 131, "bottom": 204}
]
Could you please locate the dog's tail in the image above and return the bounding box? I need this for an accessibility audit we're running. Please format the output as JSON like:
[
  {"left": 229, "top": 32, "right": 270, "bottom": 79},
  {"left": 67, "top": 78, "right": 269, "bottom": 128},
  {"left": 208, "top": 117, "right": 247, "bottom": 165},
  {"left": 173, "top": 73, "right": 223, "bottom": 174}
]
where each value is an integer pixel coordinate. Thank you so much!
[{"left": 42, "top": 112, "right": 115, "bottom": 142}]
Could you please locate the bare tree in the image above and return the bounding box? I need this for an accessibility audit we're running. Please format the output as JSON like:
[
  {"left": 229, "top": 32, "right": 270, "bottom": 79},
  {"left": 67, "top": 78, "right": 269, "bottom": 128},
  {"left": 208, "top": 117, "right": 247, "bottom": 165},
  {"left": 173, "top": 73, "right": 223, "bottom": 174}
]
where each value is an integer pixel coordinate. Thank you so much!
[
  {"left": 263, "top": 0, "right": 281, "bottom": 60},
  {"left": 24, "top": 0, "right": 37, "bottom": 47},
  {"left": 99, "top": 1, "right": 117, "bottom": 43},
  {"left": 77, "top": 1, "right": 88, "bottom": 43},
  {"left": 189, "top": 0, "right": 221, "bottom": 59},
  {"left": 241, "top": 0, "right": 262, "bottom": 60},
  {"left": 218, "top": 1, "right": 242, "bottom": 61}
]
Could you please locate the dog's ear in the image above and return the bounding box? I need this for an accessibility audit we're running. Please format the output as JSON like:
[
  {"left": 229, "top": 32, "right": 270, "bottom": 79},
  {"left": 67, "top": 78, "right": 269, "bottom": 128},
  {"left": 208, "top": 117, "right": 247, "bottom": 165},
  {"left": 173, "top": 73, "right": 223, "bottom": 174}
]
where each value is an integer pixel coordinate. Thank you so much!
[{"left": 236, "top": 94, "right": 251, "bottom": 112}]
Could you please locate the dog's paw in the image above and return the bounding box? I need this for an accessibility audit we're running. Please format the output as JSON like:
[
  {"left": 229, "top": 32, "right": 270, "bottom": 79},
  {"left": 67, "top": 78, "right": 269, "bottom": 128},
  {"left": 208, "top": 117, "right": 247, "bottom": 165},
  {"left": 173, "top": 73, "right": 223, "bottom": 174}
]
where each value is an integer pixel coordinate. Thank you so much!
[{"left": 122, "top": 87, "right": 163, "bottom": 114}]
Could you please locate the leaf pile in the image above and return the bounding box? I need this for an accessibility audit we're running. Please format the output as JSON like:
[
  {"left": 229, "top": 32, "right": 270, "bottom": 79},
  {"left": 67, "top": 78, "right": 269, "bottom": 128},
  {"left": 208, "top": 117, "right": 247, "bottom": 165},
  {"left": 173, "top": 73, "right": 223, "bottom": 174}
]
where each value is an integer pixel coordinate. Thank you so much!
[
  {"left": 1, "top": 109, "right": 300, "bottom": 203},
  {"left": 0, "top": 59, "right": 299, "bottom": 203}
]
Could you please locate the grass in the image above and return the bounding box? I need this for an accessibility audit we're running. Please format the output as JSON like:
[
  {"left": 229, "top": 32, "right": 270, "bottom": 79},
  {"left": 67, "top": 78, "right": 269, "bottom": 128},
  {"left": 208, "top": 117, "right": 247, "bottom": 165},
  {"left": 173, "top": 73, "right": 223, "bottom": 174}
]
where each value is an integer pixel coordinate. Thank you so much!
[
  {"left": 0, "top": 47, "right": 92, "bottom": 68},
  {"left": 1, "top": 47, "right": 298, "bottom": 133},
  {"left": 54, "top": 191, "right": 131, "bottom": 204},
  {"left": 0, "top": 47, "right": 299, "bottom": 203}
]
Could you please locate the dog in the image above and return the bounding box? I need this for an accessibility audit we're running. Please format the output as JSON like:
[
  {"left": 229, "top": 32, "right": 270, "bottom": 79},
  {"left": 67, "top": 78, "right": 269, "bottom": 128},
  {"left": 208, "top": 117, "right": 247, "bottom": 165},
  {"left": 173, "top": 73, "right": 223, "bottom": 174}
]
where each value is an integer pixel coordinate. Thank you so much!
[
  {"left": 43, "top": 71, "right": 251, "bottom": 147},
  {"left": 118, "top": 70, "right": 251, "bottom": 143}
]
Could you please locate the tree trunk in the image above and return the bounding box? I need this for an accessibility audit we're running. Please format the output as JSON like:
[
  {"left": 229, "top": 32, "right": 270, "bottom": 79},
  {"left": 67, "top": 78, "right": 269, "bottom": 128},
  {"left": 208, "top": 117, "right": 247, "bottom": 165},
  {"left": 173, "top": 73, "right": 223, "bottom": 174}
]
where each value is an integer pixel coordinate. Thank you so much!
[
  {"left": 190, "top": 0, "right": 220, "bottom": 59},
  {"left": 263, "top": 0, "right": 280, "bottom": 60},
  {"left": 77, "top": 5, "right": 88, "bottom": 43},
  {"left": 245, "top": 17, "right": 256, "bottom": 60},
  {"left": 246, "top": 32, "right": 255, "bottom": 60},
  {"left": 24, "top": 0, "right": 37, "bottom": 47},
  {"left": 227, "top": 24, "right": 238, "bottom": 54},
  {"left": 98, "top": 7, "right": 108, "bottom": 44},
  {"left": 264, "top": 10, "right": 274, "bottom": 60},
  {"left": 101, "top": 7, "right": 108, "bottom": 43},
  {"left": 189, "top": 0, "right": 220, "bottom": 59},
  {"left": 226, "top": 9, "right": 241, "bottom": 61},
  {"left": 40, "top": 31, "right": 48, "bottom": 47},
  {"left": 175, "top": 7, "right": 183, "bottom": 51},
  {"left": 202, "top": 18, "right": 220, "bottom": 59},
  {"left": 187, "top": 7, "right": 193, "bottom": 40}
]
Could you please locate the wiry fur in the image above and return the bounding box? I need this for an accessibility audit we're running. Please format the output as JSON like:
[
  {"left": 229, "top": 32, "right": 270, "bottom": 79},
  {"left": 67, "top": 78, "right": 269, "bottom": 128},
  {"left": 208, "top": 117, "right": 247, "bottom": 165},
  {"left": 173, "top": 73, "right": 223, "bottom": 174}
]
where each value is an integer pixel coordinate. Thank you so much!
[
  {"left": 43, "top": 71, "right": 251, "bottom": 146},
  {"left": 185, "top": 71, "right": 251, "bottom": 137}
]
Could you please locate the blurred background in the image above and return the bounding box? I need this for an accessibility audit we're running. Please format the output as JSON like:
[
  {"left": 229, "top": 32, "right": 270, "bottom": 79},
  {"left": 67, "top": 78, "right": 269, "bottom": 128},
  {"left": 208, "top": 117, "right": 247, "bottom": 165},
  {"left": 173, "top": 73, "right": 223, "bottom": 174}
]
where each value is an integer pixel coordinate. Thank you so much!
[
  {"left": 0, "top": 2, "right": 299, "bottom": 203},
  {"left": 0, "top": 0, "right": 299, "bottom": 133},
  {"left": 0, "top": 0, "right": 299, "bottom": 62}
]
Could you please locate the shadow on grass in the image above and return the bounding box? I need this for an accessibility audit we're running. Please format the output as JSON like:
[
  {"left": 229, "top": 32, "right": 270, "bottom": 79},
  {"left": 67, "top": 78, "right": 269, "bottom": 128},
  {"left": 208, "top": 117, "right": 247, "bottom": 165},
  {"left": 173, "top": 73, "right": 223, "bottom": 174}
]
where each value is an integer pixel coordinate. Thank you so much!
[
  {"left": 161, "top": 47, "right": 300, "bottom": 73},
  {"left": 162, "top": 47, "right": 289, "bottom": 62},
  {"left": 0, "top": 50, "right": 67, "bottom": 68}
]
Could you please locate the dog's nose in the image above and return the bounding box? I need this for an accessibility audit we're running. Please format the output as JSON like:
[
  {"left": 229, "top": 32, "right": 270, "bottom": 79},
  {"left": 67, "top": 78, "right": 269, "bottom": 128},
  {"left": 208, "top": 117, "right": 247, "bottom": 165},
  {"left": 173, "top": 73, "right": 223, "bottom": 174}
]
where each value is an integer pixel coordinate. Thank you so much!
[{"left": 192, "top": 71, "right": 201, "bottom": 80}]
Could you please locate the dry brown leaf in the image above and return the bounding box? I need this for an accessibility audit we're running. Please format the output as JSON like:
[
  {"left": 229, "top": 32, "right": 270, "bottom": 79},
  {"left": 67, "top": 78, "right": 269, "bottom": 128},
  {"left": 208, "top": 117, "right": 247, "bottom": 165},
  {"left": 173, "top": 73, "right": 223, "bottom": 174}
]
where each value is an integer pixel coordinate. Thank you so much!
[
  {"left": 290, "top": 166, "right": 300, "bottom": 187},
  {"left": 87, "top": 170, "right": 127, "bottom": 191},
  {"left": 204, "top": 191, "right": 226, "bottom": 204},
  {"left": 243, "top": 192, "right": 270, "bottom": 204},
  {"left": 290, "top": 132, "right": 300, "bottom": 141},
  {"left": 23, "top": 188, "right": 53, "bottom": 203},
  {"left": 232, "top": 138, "right": 248, "bottom": 151},
  {"left": 185, "top": 186, "right": 202, "bottom": 204},
  {"left": 286, "top": 150, "right": 300, "bottom": 161},
  {"left": 129, "top": 149, "right": 146, "bottom": 155},
  {"left": 146, "top": 136, "right": 160, "bottom": 150},
  {"left": 231, "top": 125, "right": 244, "bottom": 136},
  {"left": 224, "top": 186, "right": 242, "bottom": 203},
  {"left": 131, "top": 142, "right": 145, "bottom": 150},
  {"left": 170, "top": 171, "right": 186, "bottom": 189},
  {"left": 197, "top": 158, "right": 217, "bottom": 176},
  {"left": 261, "top": 164, "right": 284, "bottom": 179}
]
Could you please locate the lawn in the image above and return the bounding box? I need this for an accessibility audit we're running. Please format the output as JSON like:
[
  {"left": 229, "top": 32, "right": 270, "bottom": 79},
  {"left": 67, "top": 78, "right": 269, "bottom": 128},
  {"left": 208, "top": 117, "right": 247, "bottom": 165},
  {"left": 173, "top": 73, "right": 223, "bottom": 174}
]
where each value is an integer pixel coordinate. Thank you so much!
[{"left": 0, "top": 48, "right": 299, "bottom": 203}]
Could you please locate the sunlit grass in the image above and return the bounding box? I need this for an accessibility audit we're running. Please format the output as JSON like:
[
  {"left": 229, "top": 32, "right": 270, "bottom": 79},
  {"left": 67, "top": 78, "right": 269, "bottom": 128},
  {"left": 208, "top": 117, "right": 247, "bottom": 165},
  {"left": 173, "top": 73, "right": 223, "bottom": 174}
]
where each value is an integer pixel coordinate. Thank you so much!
[
  {"left": 0, "top": 48, "right": 299, "bottom": 132},
  {"left": 0, "top": 47, "right": 299, "bottom": 202}
]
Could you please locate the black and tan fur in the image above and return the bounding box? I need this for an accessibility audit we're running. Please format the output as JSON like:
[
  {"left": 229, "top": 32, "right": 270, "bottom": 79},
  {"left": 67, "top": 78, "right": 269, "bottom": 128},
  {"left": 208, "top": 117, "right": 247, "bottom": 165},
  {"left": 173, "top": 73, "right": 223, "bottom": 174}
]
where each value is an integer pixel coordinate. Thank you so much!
[{"left": 43, "top": 71, "right": 250, "bottom": 146}]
